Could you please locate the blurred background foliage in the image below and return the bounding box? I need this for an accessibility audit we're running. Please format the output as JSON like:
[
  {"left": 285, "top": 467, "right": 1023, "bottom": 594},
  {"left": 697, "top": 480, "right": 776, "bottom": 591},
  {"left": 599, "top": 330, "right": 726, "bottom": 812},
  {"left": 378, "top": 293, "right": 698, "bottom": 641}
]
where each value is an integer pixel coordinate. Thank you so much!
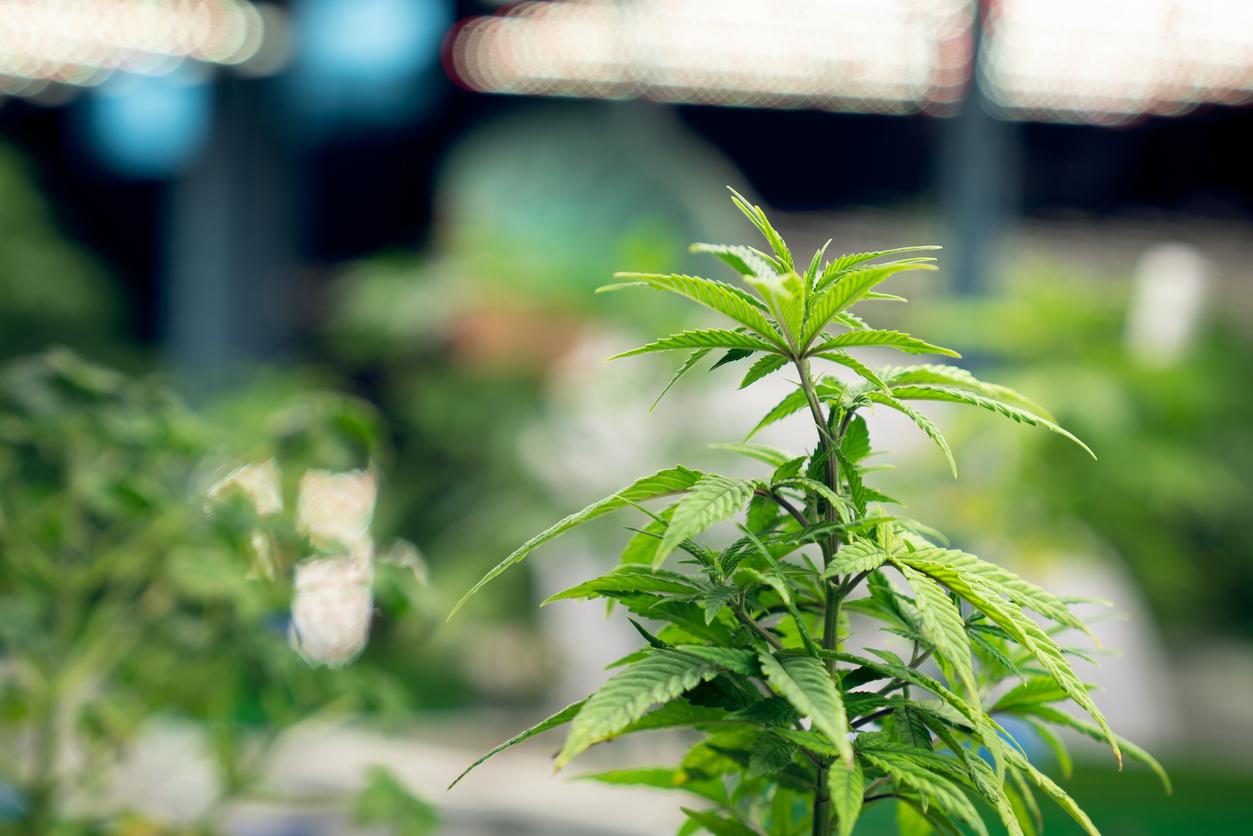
[
  {"left": 889, "top": 269, "right": 1253, "bottom": 638},
  {"left": 0, "top": 1, "right": 1251, "bottom": 831}
]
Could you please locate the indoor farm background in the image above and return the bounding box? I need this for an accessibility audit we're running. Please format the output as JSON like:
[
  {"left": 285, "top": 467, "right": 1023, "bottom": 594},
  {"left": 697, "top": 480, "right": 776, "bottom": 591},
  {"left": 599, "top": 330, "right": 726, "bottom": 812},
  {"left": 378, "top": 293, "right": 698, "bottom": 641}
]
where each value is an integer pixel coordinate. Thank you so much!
[{"left": 0, "top": 1, "right": 1251, "bottom": 834}]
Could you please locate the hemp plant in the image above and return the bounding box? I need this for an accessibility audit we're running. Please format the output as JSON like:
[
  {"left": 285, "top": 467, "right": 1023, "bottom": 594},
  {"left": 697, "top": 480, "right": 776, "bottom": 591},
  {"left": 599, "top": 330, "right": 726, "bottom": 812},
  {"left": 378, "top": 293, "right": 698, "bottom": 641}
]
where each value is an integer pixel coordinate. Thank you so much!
[{"left": 447, "top": 190, "right": 1168, "bottom": 835}]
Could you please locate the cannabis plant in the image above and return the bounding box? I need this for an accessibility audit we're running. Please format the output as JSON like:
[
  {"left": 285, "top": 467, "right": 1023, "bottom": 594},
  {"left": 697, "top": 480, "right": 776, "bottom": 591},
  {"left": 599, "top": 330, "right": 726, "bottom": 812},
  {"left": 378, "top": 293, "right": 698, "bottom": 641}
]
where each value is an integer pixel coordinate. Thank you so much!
[{"left": 448, "top": 191, "right": 1168, "bottom": 835}]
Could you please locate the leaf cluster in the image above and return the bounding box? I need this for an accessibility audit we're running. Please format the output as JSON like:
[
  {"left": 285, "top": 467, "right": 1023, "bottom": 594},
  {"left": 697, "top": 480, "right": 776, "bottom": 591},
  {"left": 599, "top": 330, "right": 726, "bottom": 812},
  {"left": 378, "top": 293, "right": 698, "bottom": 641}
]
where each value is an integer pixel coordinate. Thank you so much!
[{"left": 449, "top": 190, "right": 1166, "bottom": 835}]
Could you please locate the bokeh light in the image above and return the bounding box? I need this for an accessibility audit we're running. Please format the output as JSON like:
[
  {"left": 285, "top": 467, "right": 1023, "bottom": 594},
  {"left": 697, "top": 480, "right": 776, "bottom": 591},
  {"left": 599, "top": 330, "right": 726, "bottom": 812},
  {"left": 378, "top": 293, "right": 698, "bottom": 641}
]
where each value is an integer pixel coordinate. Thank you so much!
[
  {"left": 290, "top": 0, "right": 451, "bottom": 123},
  {"left": 81, "top": 64, "right": 213, "bottom": 177},
  {"left": 982, "top": 0, "right": 1253, "bottom": 124},
  {"left": 447, "top": 0, "right": 974, "bottom": 115},
  {"left": 0, "top": 0, "right": 266, "bottom": 97}
]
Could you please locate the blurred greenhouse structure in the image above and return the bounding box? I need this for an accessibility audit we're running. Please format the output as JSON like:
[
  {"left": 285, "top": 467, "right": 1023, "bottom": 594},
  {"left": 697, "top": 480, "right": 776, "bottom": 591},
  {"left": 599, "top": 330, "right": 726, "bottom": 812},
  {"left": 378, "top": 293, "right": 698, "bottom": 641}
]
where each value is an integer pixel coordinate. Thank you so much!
[{"left": 1, "top": 1, "right": 1253, "bottom": 833}]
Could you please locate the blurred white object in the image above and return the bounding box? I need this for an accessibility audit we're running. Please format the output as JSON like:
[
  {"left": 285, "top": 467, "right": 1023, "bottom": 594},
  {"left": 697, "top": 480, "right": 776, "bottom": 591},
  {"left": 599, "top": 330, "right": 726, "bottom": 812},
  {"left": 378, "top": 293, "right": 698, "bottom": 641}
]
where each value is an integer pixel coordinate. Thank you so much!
[
  {"left": 206, "top": 458, "right": 284, "bottom": 578},
  {"left": 289, "top": 549, "right": 374, "bottom": 668},
  {"left": 1124, "top": 243, "right": 1211, "bottom": 366},
  {"left": 297, "top": 467, "right": 377, "bottom": 551},
  {"left": 206, "top": 458, "right": 282, "bottom": 516}
]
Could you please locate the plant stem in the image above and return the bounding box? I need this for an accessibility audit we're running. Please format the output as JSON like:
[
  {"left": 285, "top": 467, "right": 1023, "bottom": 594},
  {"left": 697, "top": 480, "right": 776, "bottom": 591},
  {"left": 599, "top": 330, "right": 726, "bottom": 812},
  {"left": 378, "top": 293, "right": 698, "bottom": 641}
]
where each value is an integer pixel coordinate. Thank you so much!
[{"left": 796, "top": 357, "right": 843, "bottom": 836}]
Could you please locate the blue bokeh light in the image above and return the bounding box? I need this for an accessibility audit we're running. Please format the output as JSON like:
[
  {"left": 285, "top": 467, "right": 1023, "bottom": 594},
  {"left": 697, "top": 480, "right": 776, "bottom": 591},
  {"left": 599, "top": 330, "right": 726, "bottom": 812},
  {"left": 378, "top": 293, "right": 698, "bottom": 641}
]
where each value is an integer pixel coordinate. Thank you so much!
[
  {"left": 291, "top": 0, "right": 451, "bottom": 125},
  {"left": 83, "top": 67, "right": 212, "bottom": 179}
]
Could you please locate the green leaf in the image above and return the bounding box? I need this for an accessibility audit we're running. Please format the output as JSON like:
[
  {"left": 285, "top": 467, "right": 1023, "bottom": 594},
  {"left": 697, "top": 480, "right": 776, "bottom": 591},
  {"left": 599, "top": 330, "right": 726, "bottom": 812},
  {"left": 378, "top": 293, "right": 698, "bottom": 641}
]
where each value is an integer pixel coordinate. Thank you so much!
[
  {"left": 542, "top": 565, "right": 702, "bottom": 605},
  {"left": 835, "top": 650, "right": 1007, "bottom": 777},
  {"left": 450, "top": 698, "right": 586, "bottom": 787},
  {"left": 828, "top": 757, "right": 864, "bottom": 836},
  {"left": 1012, "top": 704, "right": 1170, "bottom": 794},
  {"left": 728, "top": 187, "right": 794, "bottom": 270},
  {"left": 1002, "top": 747, "right": 1100, "bottom": 836},
  {"left": 690, "top": 242, "right": 779, "bottom": 278},
  {"left": 557, "top": 650, "right": 725, "bottom": 768},
  {"left": 746, "top": 385, "right": 811, "bottom": 440},
  {"left": 858, "top": 749, "right": 987, "bottom": 836},
  {"left": 904, "top": 546, "right": 1098, "bottom": 646},
  {"left": 621, "top": 507, "right": 676, "bottom": 565},
  {"left": 897, "top": 551, "right": 1121, "bottom": 767},
  {"left": 681, "top": 807, "right": 759, "bottom": 836},
  {"left": 868, "top": 392, "right": 957, "bottom": 477},
  {"left": 656, "top": 475, "right": 755, "bottom": 568},
  {"left": 813, "top": 330, "right": 959, "bottom": 358},
  {"left": 813, "top": 351, "right": 888, "bottom": 390},
  {"left": 882, "top": 364, "right": 1054, "bottom": 419},
  {"left": 652, "top": 349, "right": 711, "bottom": 410},
  {"left": 840, "top": 414, "right": 871, "bottom": 462},
  {"left": 672, "top": 645, "right": 760, "bottom": 676},
  {"left": 1025, "top": 718, "right": 1074, "bottom": 780},
  {"left": 824, "top": 539, "right": 890, "bottom": 575},
  {"left": 991, "top": 677, "right": 1069, "bottom": 713},
  {"left": 709, "top": 441, "right": 792, "bottom": 468},
  {"left": 748, "top": 733, "right": 798, "bottom": 778},
  {"left": 892, "top": 561, "right": 978, "bottom": 702},
  {"left": 758, "top": 653, "right": 853, "bottom": 766},
  {"left": 604, "top": 273, "right": 784, "bottom": 346},
  {"left": 803, "top": 262, "right": 938, "bottom": 345},
  {"left": 773, "top": 477, "right": 854, "bottom": 521},
  {"left": 610, "top": 329, "right": 780, "bottom": 360},
  {"left": 449, "top": 466, "right": 702, "bottom": 618},
  {"left": 888, "top": 385, "right": 1095, "bottom": 459},
  {"left": 817, "top": 246, "right": 942, "bottom": 292},
  {"left": 747, "top": 269, "right": 806, "bottom": 346},
  {"left": 805, "top": 239, "right": 832, "bottom": 287},
  {"left": 711, "top": 348, "right": 755, "bottom": 370},
  {"left": 739, "top": 353, "right": 789, "bottom": 389}
]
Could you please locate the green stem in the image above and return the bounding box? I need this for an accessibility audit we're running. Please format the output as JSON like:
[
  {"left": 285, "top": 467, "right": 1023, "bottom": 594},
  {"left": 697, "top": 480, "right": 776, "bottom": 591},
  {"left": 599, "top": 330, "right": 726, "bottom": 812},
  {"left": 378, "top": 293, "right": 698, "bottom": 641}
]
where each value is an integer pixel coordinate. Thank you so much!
[{"left": 796, "top": 357, "right": 845, "bottom": 836}]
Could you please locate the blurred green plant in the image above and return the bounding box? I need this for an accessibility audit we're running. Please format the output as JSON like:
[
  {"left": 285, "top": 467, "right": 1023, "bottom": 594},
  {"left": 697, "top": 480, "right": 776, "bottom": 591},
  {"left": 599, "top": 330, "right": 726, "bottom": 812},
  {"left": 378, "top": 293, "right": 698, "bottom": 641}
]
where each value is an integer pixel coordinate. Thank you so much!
[
  {"left": 352, "top": 766, "right": 438, "bottom": 835},
  {"left": 0, "top": 145, "right": 125, "bottom": 361},
  {"left": 447, "top": 192, "right": 1168, "bottom": 835},
  {"left": 893, "top": 269, "right": 1253, "bottom": 637},
  {"left": 0, "top": 350, "right": 434, "bottom": 833}
]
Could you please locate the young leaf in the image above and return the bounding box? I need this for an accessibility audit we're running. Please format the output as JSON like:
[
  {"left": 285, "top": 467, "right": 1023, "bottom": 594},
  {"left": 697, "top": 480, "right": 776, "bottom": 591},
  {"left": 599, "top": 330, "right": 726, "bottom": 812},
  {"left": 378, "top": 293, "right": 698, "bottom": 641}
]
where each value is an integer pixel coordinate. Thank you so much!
[
  {"left": 897, "top": 551, "right": 1121, "bottom": 767},
  {"left": 803, "top": 262, "right": 938, "bottom": 345},
  {"left": 603, "top": 273, "right": 784, "bottom": 347},
  {"left": 556, "top": 650, "right": 726, "bottom": 768},
  {"left": 812, "top": 330, "right": 959, "bottom": 358},
  {"left": 656, "top": 475, "right": 756, "bottom": 568},
  {"left": 881, "top": 364, "right": 1054, "bottom": 419},
  {"left": 827, "top": 757, "right": 864, "bottom": 836},
  {"left": 690, "top": 242, "right": 779, "bottom": 278},
  {"left": 450, "top": 698, "right": 586, "bottom": 787},
  {"left": 739, "top": 353, "right": 789, "bottom": 388},
  {"left": 817, "top": 246, "right": 942, "bottom": 292},
  {"left": 888, "top": 385, "right": 1095, "bottom": 459},
  {"left": 812, "top": 351, "right": 888, "bottom": 391},
  {"left": 542, "top": 565, "right": 703, "bottom": 605},
  {"left": 747, "top": 269, "right": 806, "bottom": 347},
  {"left": 681, "top": 807, "right": 760, "bottom": 836},
  {"left": 892, "top": 561, "right": 978, "bottom": 702},
  {"left": 868, "top": 392, "right": 957, "bottom": 477},
  {"left": 727, "top": 187, "right": 794, "bottom": 270},
  {"left": 610, "top": 328, "right": 780, "bottom": 359},
  {"left": 709, "top": 441, "right": 792, "bottom": 468},
  {"left": 758, "top": 653, "right": 853, "bottom": 766},
  {"left": 746, "top": 386, "right": 810, "bottom": 440},
  {"left": 449, "top": 466, "right": 702, "bottom": 618},
  {"left": 653, "top": 349, "right": 712, "bottom": 410}
]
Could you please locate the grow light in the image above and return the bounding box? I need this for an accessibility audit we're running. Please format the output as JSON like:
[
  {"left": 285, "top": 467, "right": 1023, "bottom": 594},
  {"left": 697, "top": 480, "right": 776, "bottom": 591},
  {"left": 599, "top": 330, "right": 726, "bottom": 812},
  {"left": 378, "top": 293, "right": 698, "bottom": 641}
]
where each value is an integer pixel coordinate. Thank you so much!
[
  {"left": 446, "top": 0, "right": 973, "bottom": 115},
  {"left": 981, "top": 0, "right": 1253, "bottom": 124},
  {"left": 0, "top": 0, "right": 266, "bottom": 97}
]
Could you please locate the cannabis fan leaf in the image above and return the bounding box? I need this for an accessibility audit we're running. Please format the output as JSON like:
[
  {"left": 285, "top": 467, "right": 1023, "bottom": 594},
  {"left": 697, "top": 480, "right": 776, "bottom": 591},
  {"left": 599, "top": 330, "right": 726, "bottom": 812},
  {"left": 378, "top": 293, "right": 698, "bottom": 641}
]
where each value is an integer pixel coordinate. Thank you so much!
[{"left": 448, "top": 189, "right": 1167, "bottom": 835}]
